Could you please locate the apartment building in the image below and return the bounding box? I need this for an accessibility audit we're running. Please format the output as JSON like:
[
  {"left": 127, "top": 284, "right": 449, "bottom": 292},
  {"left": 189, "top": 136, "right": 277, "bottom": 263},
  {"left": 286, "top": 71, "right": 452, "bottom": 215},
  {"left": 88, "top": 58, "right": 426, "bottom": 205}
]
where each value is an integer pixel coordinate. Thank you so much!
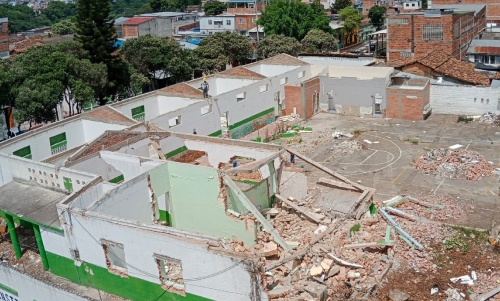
[
  {"left": 200, "top": 8, "right": 260, "bottom": 35},
  {"left": 0, "top": 17, "right": 8, "bottom": 59},
  {"left": 387, "top": 4, "right": 487, "bottom": 61}
]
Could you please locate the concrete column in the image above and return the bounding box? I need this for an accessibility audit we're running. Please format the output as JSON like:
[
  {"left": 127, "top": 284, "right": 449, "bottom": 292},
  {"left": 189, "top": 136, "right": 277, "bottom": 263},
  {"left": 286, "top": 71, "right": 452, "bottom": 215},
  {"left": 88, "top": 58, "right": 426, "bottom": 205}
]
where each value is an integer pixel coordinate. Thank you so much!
[
  {"left": 5, "top": 214, "right": 22, "bottom": 259},
  {"left": 33, "top": 224, "right": 49, "bottom": 270}
]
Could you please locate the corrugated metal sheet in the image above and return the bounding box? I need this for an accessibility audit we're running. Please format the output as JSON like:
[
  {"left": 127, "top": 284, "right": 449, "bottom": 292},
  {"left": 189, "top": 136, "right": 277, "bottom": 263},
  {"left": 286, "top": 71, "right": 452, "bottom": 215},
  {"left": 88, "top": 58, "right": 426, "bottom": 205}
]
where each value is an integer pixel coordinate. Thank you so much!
[{"left": 474, "top": 46, "right": 500, "bottom": 55}]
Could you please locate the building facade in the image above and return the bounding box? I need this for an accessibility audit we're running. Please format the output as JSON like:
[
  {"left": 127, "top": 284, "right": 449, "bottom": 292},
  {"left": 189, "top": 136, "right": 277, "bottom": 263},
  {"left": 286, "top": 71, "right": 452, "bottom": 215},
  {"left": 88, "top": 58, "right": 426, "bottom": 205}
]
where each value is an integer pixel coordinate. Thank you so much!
[
  {"left": 0, "top": 17, "right": 9, "bottom": 60},
  {"left": 121, "top": 16, "right": 175, "bottom": 38},
  {"left": 429, "top": 0, "right": 500, "bottom": 23},
  {"left": 387, "top": 5, "right": 487, "bottom": 61}
]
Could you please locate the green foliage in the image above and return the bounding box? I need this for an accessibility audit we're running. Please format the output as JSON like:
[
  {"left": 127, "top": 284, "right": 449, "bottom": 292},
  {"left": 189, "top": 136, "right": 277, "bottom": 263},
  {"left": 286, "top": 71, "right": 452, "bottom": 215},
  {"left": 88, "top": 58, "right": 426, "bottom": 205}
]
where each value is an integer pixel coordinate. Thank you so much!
[
  {"left": 257, "top": 34, "right": 302, "bottom": 59},
  {"left": 43, "top": 1, "right": 77, "bottom": 23},
  {"left": 301, "top": 29, "right": 338, "bottom": 53},
  {"left": 75, "top": 0, "right": 131, "bottom": 104},
  {"left": 445, "top": 237, "right": 470, "bottom": 252},
  {"left": 149, "top": 0, "right": 200, "bottom": 12},
  {"left": 369, "top": 203, "right": 377, "bottom": 215},
  {"left": 258, "top": 0, "right": 333, "bottom": 41},
  {"left": 195, "top": 31, "right": 252, "bottom": 74},
  {"left": 111, "top": 0, "right": 151, "bottom": 17},
  {"left": 350, "top": 223, "right": 361, "bottom": 235},
  {"left": 203, "top": 0, "right": 226, "bottom": 15},
  {"left": 339, "top": 6, "right": 363, "bottom": 45},
  {"left": 331, "top": 0, "right": 352, "bottom": 13},
  {"left": 120, "top": 35, "right": 193, "bottom": 89},
  {"left": 368, "top": 5, "right": 387, "bottom": 30},
  {"left": 0, "top": 4, "right": 51, "bottom": 33},
  {"left": 52, "top": 18, "right": 77, "bottom": 35}
]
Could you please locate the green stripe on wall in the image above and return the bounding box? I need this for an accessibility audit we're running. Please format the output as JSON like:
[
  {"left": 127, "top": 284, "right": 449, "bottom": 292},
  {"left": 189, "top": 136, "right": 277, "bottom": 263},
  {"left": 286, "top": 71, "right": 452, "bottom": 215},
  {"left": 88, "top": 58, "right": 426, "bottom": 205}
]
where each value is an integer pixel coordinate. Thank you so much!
[
  {"left": 0, "top": 282, "right": 18, "bottom": 296},
  {"left": 208, "top": 130, "right": 222, "bottom": 137},
  {"left": 109, "top": 174, "right": 124, "bottom": 184},
  {"left": 228, "top": 107, "right": 274, "bottom": 130},
  {"left": 165, "top": 146, "right": 188, "bottom": 159},
  {"left": 159, "top": 210, "right": 171, "bottom": 225},
  {"left": 46, "top": 252, "right": 213, "bottom": 301}
]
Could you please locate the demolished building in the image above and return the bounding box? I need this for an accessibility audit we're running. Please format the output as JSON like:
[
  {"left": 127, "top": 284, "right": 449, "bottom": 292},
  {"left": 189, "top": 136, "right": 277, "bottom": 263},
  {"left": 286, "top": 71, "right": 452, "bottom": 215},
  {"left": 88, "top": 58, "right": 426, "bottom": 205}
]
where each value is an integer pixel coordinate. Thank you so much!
[{"left": 0, "top": 103, "right": 375, "bottom": 300}]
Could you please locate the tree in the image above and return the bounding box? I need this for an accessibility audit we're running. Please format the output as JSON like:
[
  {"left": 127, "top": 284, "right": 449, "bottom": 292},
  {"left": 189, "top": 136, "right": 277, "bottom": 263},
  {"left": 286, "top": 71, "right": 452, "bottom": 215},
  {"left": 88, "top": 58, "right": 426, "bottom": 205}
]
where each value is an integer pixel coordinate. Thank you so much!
[
  {"left": 258, "top": 0, "right": 333, "bottom": 41},
  {"left": 257, "top": 35, "right": 302, "bottom": 59},
  {"left": 52, "top": 18, "right": 77, "bottom": 35},
  {"left": 149, "top": 0, "right": 200, "bottom": 12},
  {"left": 331, "top": 0, "right": 352, "bottom": 14},
  {"left": 339, "top": 6, "right": 363, "bottom": 45},
  {"left": 203, "top": 1, "right": 226, "bottom": 15},
  {"left": 301, "top": 29, "right": 338, "bottom": 53},
  {"left": 368, "top": 5, "right": 387, "bottom": 30},
  {"left": 75, "top": 0, "right": 130, "bottom": 104},
  {"left": 195, "top": 32, "right": 252, "bottom": 74},
  {"left": 120, "top": 35, "right": 192, "bottom": 90},
  {"left": 0, "top": 4, "right": 51, "bottom": 33},
  {"left": 42, "top": 2, "right": 77, "bottom": 23}
]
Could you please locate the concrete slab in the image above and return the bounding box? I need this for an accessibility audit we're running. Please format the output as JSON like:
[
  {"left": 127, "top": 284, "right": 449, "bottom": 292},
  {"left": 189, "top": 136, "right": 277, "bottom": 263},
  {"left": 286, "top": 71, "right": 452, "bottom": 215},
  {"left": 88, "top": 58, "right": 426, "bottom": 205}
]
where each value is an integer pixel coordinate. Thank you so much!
[{"left": 279, "top": 171, "right": 308, "bottom": 201}]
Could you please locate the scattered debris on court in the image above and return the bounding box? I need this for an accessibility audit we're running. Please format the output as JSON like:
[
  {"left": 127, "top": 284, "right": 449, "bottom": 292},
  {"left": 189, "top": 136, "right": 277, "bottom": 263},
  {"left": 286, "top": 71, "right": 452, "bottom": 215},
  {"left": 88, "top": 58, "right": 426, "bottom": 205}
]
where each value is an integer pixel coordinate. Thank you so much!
[
  {"left": 478, "top": 112, "right": 500, "bottom": 126},
  {"left": 413, "top": 148, "right": 495, "bottom": 181}
]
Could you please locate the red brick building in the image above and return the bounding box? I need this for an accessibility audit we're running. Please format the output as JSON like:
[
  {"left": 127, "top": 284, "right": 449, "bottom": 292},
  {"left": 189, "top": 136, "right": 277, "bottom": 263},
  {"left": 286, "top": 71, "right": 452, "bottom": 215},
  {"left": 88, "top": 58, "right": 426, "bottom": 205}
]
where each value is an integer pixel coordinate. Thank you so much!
[
  {"left": 228, "top": 8, "right": 260, "bottom": 35},
  {"left": 387, "top": 5, "right": 486, "bottom": 61},
  {"left": 386, "top": 77, "right": 431, "bottom": 120},
  {"left": 0, "top": 17, "right": 8, "bottom": 60}
]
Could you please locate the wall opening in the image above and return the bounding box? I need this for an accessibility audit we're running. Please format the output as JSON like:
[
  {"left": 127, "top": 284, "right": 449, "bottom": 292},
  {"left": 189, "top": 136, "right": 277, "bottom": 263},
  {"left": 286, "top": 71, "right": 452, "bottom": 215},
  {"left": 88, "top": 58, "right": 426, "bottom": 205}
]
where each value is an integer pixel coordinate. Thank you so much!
[
  {"left": 280, "top": 77, "right": 288, "bottom": 85},
  {"left": 236, "top": 92, "right": 246, "bottom": 102},
  {"left": 259, "top": 84, "right": 269, "bottom": 93},
  {"left": 168, "top": 116, "right": 181, "bottom": 128},
  {"left": 298, "top": 71, "right": 305, "bottom": 79},
  {"left": 49, "top": 132, "right": 67, "bottom": 155},
  {"left": 154, "top": 254, "right": 186, "bottom": 296},
  {"left": 101, "top": 240, "right": 128, "bottom": 276},
  {"left": 200, "top": 104, "right": 212, "bottom": 115}
]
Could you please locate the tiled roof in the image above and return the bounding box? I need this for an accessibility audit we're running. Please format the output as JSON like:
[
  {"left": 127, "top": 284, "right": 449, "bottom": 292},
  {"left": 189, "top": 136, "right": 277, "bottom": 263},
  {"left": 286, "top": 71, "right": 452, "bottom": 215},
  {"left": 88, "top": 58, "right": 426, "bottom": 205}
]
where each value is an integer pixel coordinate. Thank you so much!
[
  {"left": 84, "top": 106, "right": 136, "bottom": 123},
  {"left": 418, "top": 50, "right": 449, "bottom": 69},
  {"left": 72, "top": 132, "right": 139, "bottom": 161},
  {"left": 218, "top": 67, "right": 267, "bottom": 79},
  {"left": 387, "top": 50, "right": 491, "bottom": 86},
  {"left": 474, "top": 46, "right": 500, "bottom": 55},
  {"left": 123, "top": 17, "right": 155, "bottom": 25},
  {"left": 260, "top": 53, "right": 309, "bottom": 66},
  {"left": 435, "top": 59, "right": 491, "bottom": 86},
  {"left": 11, "top": 39, "right": 43, "bottom": 54},
  {"left": 158, "top": 83, "right": 205, "bottom": 98}
]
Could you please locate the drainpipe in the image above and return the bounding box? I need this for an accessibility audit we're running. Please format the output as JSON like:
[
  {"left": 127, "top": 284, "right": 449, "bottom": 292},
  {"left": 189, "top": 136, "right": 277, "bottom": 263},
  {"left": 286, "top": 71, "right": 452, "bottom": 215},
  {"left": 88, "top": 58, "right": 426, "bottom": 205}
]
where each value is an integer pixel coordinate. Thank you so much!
[
  {"left": 33, "top": 224, "right": 49, "bottom": 270},
  {"left": 5, "top": 214, "right": 22, "bottom": 259}
]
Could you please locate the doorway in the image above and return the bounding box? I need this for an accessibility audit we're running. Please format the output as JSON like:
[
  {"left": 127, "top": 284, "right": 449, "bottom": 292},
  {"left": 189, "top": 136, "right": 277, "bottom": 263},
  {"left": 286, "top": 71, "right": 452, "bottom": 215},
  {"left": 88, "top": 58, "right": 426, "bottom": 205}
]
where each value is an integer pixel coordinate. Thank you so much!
[{"left": 220, "top": 112, "right": 229, "bottom": 138}]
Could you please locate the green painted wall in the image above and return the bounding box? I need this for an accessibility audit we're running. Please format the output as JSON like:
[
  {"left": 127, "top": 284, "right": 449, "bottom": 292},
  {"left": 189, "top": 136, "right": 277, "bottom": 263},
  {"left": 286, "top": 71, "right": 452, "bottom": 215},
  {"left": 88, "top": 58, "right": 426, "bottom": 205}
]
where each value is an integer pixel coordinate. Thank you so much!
[
  {"left": 166, "top": 146, "right": 188, "bottom": 159},
  {"left": 46, "top": 252, "right": 212, "bottom": 301},
  {"left": 165, "top": 162, "right": 256, "bottom": 245},
  {"left": 229, "top": 108, "right": 275, "bottom": 139},
  {"left": 243, "top": 180, "right": 271, "bottom": 210},
  {"left": 108, "top": 174, "right": 124, "bottom": 184}
]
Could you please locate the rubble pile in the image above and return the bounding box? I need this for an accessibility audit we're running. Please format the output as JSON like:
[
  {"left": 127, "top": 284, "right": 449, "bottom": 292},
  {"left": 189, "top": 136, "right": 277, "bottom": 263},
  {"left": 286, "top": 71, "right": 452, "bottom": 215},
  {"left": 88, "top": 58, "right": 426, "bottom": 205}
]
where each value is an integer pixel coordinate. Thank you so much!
[
  {"left": 413, "top": 148, "right": 495, "bottom": 180},
  {"left": 397, "top": 194, "right": 470, "bottom": 221},
  {"left": 290, "top": 128, "right": 357, "bottom": 156},
  {"left": 478, "top": 112, "right": 500, "bottom": 125},
  {"left": 331, "top": 140, "right": 368, "bottom": 155}
]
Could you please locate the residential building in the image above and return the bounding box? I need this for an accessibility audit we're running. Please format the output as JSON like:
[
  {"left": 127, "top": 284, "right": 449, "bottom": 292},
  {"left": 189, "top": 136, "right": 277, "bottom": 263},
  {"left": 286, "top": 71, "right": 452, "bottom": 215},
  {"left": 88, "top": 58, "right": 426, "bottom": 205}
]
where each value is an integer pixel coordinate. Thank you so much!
[
  {"left": 120, "top": 16, "right": 174, "bottom": 39},
  {"left": 387, "top": 49, "right": 492, "bottom": 86},
  {"left": 467, "top": 39, "right": 500, "bottom": 71},
  {"left": 230, "top": 8, "right": 259, "bottom": 35},
  {"left": 113, "top": 17, "right": 130, "bottom": 38},
  {"left": 403, "top": 0, "right": 422, "bottom": 10},
  {"left": 387, "top": 5, "right": 487, "bottom": 61},
  {"left": 429, "top": 0, "right": 500, "bottom": 24},
  {"left": 0, "top": 17, "right": 9, "bottom": 59},
  {"left": 200, "top": 13, "right": 236, "bottom": 35}
]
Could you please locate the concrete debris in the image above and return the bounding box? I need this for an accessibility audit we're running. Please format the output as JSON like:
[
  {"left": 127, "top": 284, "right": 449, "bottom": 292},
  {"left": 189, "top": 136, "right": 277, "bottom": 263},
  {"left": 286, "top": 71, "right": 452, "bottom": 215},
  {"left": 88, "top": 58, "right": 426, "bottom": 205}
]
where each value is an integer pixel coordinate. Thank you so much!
[
  {"left": 478, "top": 112, "right": 500, "bottom": 126},
  {"left": 474, "top": 285, "right": 500, "bottom": 301},
  {"left": 264, "top": 241, "right": 279, "bottom": 258},
  {"left": 267, "top": 284, "right": 294, "bottom": 299},
  {"left": 413, "top": 148, "right": 495, "bottom": 181},
  {"left": 310, "top": 265, "right": 323, "bottom": 277},
  {"left": 326, "top": 253, "right": 364, "bottom": 269},
  {"left": 320, "top": 258, "right": 333, "bottom": 272},
  {"left": 450, "top": 275, "right": 474, "bottom": 285},
  {"left": 314, "top": 225, "right": 328, "bottom": 235},
  {"left": 331, "top": 140, "right": 368, "bottom": 155},
  {"left": 388, "top": 289, "right": 410, "bottom": 301},
  {"left": 445, "top": 288, "right": 464, "bottom": 301},
  {"left": 332, "top": 131, "right": 352, "bottom": 139},
  {"left": 431, "top": 287, "right": 439, "bottom": 295}
]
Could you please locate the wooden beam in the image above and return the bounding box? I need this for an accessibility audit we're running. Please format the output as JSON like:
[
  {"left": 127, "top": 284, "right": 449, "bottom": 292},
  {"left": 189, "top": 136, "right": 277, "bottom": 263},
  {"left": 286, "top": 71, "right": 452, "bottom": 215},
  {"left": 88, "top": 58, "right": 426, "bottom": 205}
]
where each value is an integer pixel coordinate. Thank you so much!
[
  {"left": 223, "top": 176, "right": 291, "bottom": 253},
  {"left": 225, "top": 150, "right": 285, "bottom": 174},
  {"left": 285, "top": 148, "right": 364, "bottom": 192},
  {"left": 275, "top": 194, "right": 321, "bottom": 224}
]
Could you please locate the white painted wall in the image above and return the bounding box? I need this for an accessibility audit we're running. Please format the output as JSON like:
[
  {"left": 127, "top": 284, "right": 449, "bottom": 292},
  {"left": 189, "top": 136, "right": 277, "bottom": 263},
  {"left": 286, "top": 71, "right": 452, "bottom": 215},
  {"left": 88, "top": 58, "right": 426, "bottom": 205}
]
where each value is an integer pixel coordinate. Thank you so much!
[
  {"left": 65, "top": 212, "right": 264, "bottom": 301},
  {"left": 70, "top": 156, "right": 122, "bottom": 182},
  {"left": 184, "top": 140, "right": 276, "bottom": 167},
  {"left": 91, "top": 174, "right": 153, "bottom": 223},
  {"left": 0, "top": 264, "right": 89, "bottom": 301},
  {"left": 157, "top": 96, "right": 200, "bottom": 115},
  {"left": 159, "top": 136, "right": 185, "bottom": 155},
  {"left": 0, "top": 154, "right": 96, "bottom": 193},
  {"left": 247, "top": 64, "right": 301, "bottom": 78},
  {"left": 200, "top": 16, "right": 236, "bottom": 34},
  {"left": 81, "top": 120, "right": 128, "bottom": 142},
  {"left": 100, "top": 151, "right": 162, "bottom": 181},
  {"left": 42, "top": 228, "right": 73, "bottom": 259},
  {"left": 112, "top": 95, "right": 160, "bottom": 121},
  {"left": 430, "top": 85, "right": 500, "bottom": 115},
  {"left": 117, "top": 138, "right": 152, "bottom": 157},
  {"left": 69, "top": 182, "right": 106, "bottom": 209}
]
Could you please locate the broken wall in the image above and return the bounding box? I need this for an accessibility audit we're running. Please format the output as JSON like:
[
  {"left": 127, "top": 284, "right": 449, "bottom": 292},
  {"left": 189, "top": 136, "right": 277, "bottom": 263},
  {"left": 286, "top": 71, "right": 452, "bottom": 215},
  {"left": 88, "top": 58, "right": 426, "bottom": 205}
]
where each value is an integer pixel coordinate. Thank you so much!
[
  {"left": 69, "top": 156, "right": 122, "bottom": 182},
  {"left": 430, "top": 85, "right": 500, "bottom": 115},
  {"left": 100, "top": 151, "right": 161, "bottom": 181},
  {"left": 164, "top": 161, "right": 257, "bottom": 245},
  {"left": 52, "top": 212, "right": 265, "bottom": 301},
  {"left": 111, "top": 94, "right": 160, "bottom": 122},
  {"left": 227, "top": 179, "right": 271, "bottom": 214}
]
